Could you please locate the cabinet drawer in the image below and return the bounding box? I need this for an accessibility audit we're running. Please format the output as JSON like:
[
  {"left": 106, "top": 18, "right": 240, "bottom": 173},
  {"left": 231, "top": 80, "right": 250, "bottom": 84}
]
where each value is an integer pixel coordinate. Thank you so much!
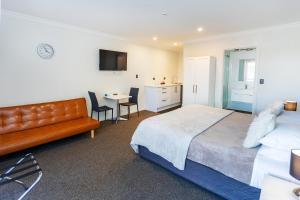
[
  {"left": 159, "top": 87, "right": 171, "bottom": 98},
  {"left": 160, "top": 92, "right": 168, "bottom": 100},
  {"left": 158, "top": 98, "right": 170, "bottom": 108},
  {"left": 160, "top": 87, "right": 168, "bottom": 94}
]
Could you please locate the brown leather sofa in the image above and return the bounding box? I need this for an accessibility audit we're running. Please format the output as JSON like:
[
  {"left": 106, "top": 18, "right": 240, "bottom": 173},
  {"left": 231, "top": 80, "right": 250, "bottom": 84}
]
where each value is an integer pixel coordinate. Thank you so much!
[{"left": 0, "top": 98, "right": 100, "bottom": 156}]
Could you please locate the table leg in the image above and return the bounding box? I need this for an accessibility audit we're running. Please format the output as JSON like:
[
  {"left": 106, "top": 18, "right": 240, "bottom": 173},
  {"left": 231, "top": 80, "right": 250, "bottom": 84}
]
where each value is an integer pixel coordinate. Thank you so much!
[
  {"left": 115, "top": 99, "right": 128, "bottom": 124},
  {"left": 116, "top": 99, "right": 120, "bottom": 124}
]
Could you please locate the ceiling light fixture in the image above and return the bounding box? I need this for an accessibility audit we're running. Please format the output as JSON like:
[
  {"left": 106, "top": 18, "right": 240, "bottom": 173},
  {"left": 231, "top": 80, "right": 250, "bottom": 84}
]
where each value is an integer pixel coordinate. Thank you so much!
[
  {"left": 173, "top": 42, "right": 178, "bottom": 46},
  {"left": 153, "top": 37, "right": 158, "bottom": 41},
  {"left": 197, "top": 27, "right": 204, "bottom": 32}
]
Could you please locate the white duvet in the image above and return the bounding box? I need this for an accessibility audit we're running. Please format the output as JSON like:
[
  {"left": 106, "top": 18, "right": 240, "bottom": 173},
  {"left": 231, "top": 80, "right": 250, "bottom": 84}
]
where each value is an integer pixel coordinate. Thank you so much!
[{"left": 130, "top": 105, "right": 233, "bottom": 170}]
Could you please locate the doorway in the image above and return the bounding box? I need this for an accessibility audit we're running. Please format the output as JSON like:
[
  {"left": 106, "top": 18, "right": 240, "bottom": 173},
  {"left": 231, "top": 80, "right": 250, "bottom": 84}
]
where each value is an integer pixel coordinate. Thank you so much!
[{"left": 223, "top": 48, "right": 256, "bottom": 113}]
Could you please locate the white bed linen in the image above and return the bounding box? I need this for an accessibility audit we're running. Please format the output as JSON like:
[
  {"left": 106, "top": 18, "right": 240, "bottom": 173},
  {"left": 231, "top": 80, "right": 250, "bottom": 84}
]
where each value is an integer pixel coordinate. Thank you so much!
[
  {"left": 251, "top": 111, "right": 300, "bottom": 188},
  {"left": 130, "top": 105, "right": 233, "bottom": 170},
  {"left": 277, "top": 111, "right": 300, "bottom": 124},
  {"left": 260, "top": 123, "right": 300, "bottom": 150},
  {"left": 250, "top": 145, "right": 300, "bottom": 188},
  {"left": 250, "top": 111, "right": 300, "bottom": 188}
]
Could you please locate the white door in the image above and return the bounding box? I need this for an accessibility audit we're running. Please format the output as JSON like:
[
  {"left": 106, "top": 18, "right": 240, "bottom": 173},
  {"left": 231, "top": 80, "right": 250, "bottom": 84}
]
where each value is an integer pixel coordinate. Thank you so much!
[
  {"left": 194, "top": 58, "right": 210, "bottom": 105},
  {"left": 183, "top": 58, "right": 197, "bottom": 105}
]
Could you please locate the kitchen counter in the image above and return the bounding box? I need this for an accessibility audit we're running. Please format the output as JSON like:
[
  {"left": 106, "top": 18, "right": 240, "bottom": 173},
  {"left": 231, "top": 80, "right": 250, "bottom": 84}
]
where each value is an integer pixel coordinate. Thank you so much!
[{"left": 145, "top": 83, "right": 182, "bottom": 88}]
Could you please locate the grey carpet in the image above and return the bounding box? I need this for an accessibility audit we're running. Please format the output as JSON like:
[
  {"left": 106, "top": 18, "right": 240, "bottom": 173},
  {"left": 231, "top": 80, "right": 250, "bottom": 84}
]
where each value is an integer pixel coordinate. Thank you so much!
[{"left": 0, "top": 111, "right": 223, "bottom": 200}]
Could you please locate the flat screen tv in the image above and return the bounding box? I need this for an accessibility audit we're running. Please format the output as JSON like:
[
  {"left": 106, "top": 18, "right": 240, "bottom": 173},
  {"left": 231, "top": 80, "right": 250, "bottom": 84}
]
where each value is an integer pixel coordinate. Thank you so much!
[{"left": 99, "top": 49, "right": 127, "bottom": 71}]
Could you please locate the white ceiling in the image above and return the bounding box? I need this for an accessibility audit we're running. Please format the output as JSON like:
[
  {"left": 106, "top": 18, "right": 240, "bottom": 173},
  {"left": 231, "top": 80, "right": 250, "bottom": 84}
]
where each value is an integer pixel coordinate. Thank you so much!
[{"left": 3, "top": 0, "right": 300, "bottom": 50}]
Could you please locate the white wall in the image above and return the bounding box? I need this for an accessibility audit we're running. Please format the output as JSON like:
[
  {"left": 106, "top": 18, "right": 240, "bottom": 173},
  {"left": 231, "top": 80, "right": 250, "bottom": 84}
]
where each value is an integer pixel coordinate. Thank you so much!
[
  {"left": 0, "top": 12, "right": 179, "bottom": 119},
  {"left": 177, "top": 50, "right": 183, "bottom": 83},
  {"left": 183, "top": 23, "right": 300, "bottom": 112}
]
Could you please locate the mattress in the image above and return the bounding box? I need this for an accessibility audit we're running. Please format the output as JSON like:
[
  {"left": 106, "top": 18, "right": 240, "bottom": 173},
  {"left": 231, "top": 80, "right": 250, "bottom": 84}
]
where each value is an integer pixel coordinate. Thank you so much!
[{"left": 187, "top": 112, "right": 259, "bottom": 184}]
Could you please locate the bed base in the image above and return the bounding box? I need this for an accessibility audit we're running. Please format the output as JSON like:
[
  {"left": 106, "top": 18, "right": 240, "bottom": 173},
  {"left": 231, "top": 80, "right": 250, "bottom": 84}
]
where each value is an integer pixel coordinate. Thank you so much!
[{"left": 138, "top": 146, "right": 260, "bottom": 200}]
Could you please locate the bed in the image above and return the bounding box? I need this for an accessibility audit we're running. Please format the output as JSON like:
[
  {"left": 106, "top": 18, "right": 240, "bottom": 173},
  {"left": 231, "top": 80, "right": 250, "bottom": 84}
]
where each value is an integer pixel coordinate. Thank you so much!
[
  {"left": 131, "top": 105, "right": 261, "bottom": 200},
  {"left": 131, "top": 105, "right": 300, "bottom": 200},
  {"left": 138, "top": 146, "right": 260, "bottom": 200}
]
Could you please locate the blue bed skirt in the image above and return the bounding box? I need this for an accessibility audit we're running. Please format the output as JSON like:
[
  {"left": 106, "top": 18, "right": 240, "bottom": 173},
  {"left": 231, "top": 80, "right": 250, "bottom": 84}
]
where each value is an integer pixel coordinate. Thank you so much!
[{"left": 138, "top": 146, "right": 260, "bottom": 200}]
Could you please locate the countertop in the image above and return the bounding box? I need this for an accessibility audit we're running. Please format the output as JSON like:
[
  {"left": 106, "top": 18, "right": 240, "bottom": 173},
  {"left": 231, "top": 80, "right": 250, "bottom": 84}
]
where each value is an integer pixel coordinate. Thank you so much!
[{"left": 145, "top": 83, "right": 182, "bottom": 88}]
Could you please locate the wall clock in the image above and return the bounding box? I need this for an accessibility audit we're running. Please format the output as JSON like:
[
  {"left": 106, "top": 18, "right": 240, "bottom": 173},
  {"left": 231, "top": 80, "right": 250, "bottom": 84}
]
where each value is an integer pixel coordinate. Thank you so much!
[{"left": 37, "top": 43, "right": 54, "bottom": 59}]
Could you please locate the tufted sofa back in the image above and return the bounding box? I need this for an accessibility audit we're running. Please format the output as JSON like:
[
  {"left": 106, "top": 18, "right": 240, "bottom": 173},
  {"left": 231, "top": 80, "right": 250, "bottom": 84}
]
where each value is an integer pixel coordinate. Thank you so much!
[{"left": 0, "top": 98, "right": 88, "bottom": 135}]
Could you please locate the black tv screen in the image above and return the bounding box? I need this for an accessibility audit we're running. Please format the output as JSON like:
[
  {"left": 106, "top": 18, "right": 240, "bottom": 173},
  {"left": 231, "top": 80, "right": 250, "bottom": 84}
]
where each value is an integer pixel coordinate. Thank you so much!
[{"left": 99, "top": 49, "right": 127, "bottom": 71}]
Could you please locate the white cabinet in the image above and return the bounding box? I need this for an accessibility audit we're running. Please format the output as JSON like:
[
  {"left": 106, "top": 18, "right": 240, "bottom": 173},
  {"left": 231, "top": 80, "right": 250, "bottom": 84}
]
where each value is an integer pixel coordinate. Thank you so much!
[
  {"left": 145, "top": 84, "right": 182, "bottom": 112},
  {"left": 170, "top": 85, "right": 181, "bottom": 105},
  {"left": 183, "top": 56, "right": 216, "bottom": 106}
]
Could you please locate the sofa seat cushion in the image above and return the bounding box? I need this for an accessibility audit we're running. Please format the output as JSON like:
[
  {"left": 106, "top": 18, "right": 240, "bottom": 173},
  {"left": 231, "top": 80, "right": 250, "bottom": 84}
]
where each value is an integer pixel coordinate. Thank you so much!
[{"left": 0, "top": 117, "right": 99, "bottom": 156}]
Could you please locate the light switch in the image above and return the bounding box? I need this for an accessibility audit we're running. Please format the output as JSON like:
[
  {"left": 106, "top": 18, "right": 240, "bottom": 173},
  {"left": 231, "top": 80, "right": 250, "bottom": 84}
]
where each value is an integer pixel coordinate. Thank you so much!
[{"left": 259, "top": 79, "right": 264, "bottom": 84}]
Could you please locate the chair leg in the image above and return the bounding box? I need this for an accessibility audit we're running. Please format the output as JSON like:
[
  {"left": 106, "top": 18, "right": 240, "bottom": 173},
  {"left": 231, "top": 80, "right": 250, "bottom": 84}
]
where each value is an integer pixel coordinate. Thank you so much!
[
  {"left": 111, "top": 109, "right": 114, "bottom": 124},
  {"left": 90, "top": 110, "right": 93, "bottom": 118},
  {"left": 105, "top": 111, "right": 107, "bottom": 121},
  {"left": 137, "top": 104, "right": 139, "bottom": 117},
  {"left": 97, "top": 112, "right": 99, "bottom": 121},
  {"left": 91, "top": 130, "right": 95, "bottom": 139},
  {"left": 128, "top": 106, "right": 130, "bottom": 119}
]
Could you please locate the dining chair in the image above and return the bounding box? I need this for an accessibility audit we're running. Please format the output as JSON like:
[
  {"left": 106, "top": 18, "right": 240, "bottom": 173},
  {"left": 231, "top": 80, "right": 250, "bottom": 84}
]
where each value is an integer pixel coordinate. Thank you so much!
[
  {"left": 88, "top": 91, "right": 114, "bottom": 123},
  {"left": 119, "top": 87, "right": 139, "bottom": 119}
]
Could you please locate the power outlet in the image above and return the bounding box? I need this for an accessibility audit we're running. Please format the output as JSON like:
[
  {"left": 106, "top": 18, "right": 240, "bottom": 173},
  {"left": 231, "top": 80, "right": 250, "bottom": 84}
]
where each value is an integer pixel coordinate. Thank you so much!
[{"left": 136, "top": 74, "right": 139, "bottom": 79}]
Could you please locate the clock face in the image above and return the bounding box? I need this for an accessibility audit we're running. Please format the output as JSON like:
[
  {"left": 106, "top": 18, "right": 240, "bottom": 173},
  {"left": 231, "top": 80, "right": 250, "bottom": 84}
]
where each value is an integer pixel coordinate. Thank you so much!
[{"left": 37, "top": 43, "right": 54, "bottom": 59}]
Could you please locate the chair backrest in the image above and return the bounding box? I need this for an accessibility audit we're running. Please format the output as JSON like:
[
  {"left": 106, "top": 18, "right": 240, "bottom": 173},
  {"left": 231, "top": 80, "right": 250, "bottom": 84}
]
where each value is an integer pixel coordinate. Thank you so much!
[
  {"left": 129, "top": 88, "right": 139, "bottom": 104},
  {"left": 88, "top": 91, "right": 99, "bottom": 111},
  {"left": 0, "top": 98, "right": 88, "bottom": 135}
]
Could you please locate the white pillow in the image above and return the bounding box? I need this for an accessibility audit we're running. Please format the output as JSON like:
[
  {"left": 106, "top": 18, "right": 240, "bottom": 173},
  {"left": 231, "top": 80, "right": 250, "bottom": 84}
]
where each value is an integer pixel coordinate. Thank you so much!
[
  {"left": 260, "top": 123, "right": 300, "bottom": 151},
  {"left": 269, "top": 101, "right": 284, "bottom": 116},
  {"left": 243, "top": 112, "right": 276, "bottom": 148},
  {"left": 258, "top": 109, "right": 273, "bottom": 117}
]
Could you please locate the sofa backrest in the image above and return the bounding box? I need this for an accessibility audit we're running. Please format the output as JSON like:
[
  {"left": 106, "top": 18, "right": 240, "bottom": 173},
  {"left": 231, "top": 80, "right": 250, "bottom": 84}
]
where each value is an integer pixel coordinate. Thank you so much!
[{"left": 0, "top": 98, "right": 88, "bottom": 135}]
